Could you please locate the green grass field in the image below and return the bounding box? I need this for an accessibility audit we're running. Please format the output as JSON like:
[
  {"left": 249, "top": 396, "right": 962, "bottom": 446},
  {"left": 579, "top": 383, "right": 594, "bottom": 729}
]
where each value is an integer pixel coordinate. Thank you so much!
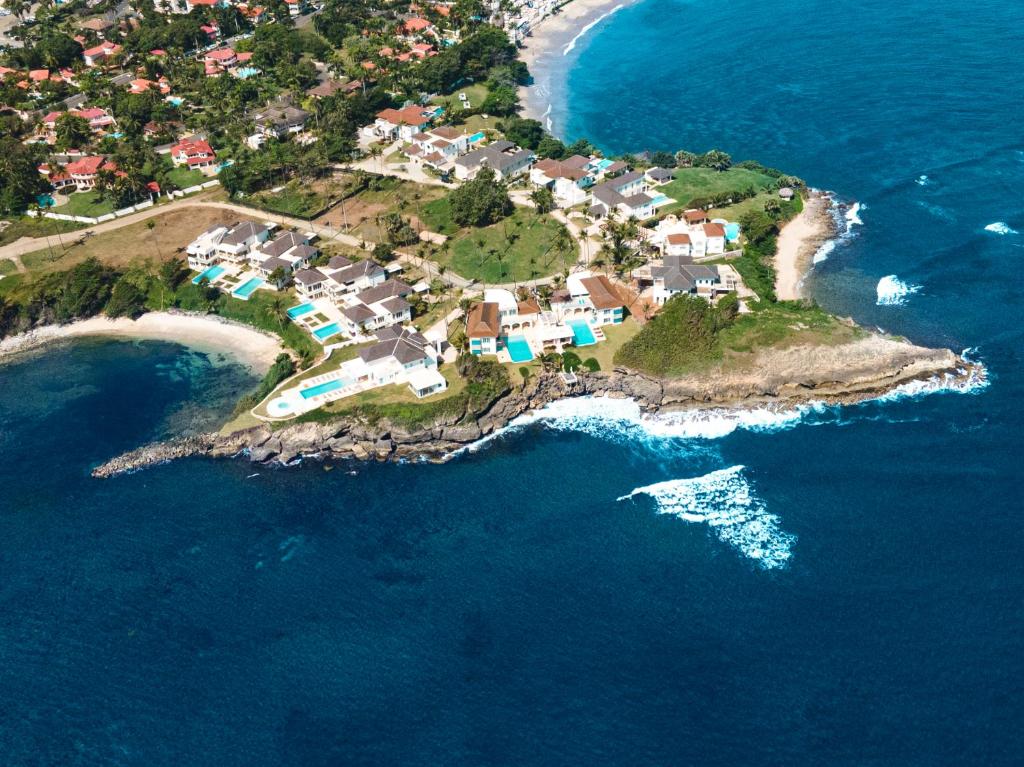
[
  {"left": 165, "top": 167, "right": 208, "bottom": 190},
  {"left": 440, "top": 208, "right": 573, "bottom": 283},
  {"left": 0, "top": 216, "right": 90, "bottom": 248},
  {"left": 659, "top": 167, "right": 776, "bottom": 213},
  {"left": 0, "top": 259, "right": 18, "bottom": 276},
  {"left": 50, "top": 191, "right": 116, "bottom": 218}
]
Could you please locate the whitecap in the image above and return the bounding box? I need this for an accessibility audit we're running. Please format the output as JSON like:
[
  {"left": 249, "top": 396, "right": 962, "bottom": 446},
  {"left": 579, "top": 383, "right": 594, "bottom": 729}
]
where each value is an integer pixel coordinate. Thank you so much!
[
  {"left": 845, "top": 201, "right": 864, "bottom": 229},
  {"left": 618, "top": 466, "right": 795, "bottom": 569},
  {"left": 984, "top": 222, "right": 1018, "bottom": 235},
  {"left": 876, "top": 274, "right": 922, "bottom": 306},
  {"left": 812, "top": 238, "right": 836, "bottom": 264},
  {"left": 458, "top": 395, "right": 813, "bottom": 457},
  {"left": 915, "top": 174, "right": 930, "bottom": 186},
  {"left": 870, "top": 352, "right": 989, "bottom": 402},
  {"left": 562, "top": 4, "right": 626, "bottom": 56}
]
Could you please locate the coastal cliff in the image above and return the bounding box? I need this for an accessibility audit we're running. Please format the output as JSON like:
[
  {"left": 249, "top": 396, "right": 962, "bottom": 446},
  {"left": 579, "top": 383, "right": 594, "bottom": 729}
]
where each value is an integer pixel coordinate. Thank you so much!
[{"left": 91, "top": 334, "right": 978, "bottom": 478}]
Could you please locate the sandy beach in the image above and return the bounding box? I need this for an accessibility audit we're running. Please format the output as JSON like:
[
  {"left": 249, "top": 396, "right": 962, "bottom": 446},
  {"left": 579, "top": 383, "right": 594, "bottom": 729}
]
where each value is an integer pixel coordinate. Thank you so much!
[
  {"left": 773, "top": 192, "right": 836, "bottom": 301},
  {"left": 0, "top": 311, "right": 284, "bottom": 372},
  {"left": 518, "top": 0, "right": 639, "bottom": 124}
]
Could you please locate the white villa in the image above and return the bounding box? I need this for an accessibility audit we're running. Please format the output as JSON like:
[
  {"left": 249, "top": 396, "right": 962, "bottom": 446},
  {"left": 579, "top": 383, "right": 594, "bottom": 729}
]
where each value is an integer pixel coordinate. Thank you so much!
[
  {"left": 650, "top": 213, "right": 736, "bottom": 260},
  {"left": 404, "top": 125, "right": 476, "bottom": 172},
  {"left": 367, "top": 105, "right": 439, "bottom": 142},
  {"left": 266, "top": 326, "right": 448, "bottom": 417},
  {"left": 588, "top": 171, "right": 674, "bottom": 221},
  {"left": 454, "top": 140, "right": 534, "bottom": 181},
  {"left": 467, "top": 276, "right": 624, "bottom": 361},
  {"left": 529, "top": 155, "right": 630, "bottom": 208}
]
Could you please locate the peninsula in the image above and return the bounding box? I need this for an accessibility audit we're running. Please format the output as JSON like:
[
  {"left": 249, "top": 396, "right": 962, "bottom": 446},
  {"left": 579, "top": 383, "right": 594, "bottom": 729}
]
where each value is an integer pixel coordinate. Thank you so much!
[{"left": 0, "top": 0, "right": 978, "bottom": 477}]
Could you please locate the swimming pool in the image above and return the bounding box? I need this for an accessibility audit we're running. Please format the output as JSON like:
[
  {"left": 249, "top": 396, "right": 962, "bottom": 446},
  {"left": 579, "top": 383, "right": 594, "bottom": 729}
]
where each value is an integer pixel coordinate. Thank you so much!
[
  {"left": 167, "top": 97, "right": 183, "bottom": 106},
  {"left": 300, "top": 378, "right": 351, "bottom": 399},
  {"left": 312, "top": 323, "right": 342, "bottom": 341},
  {"left": 234, "top": 67, "right": 260, "bottom": 79},
  {"left": 568, "top": 320, "right": 597, "bottom": 347},
  {"left": 287, "top": 303, "right": 315, "bottom": 319},
  {"left": 192, "top": 264, "right": 225, "bottom": 284},
  {"left": 649, "top": 193, "right": 670, "bottom": 206},
  {"left": 468, "top": 131, "right": 485, "bottom": 143},
  {"left": 504, "top": 335, "right": 534, "bottom": 363},
  {"left": 725, "top": 222, "right": 741, "bottom": 241},
  {"left": 232, "top": 277, "right": 263, "bottom": 299}
]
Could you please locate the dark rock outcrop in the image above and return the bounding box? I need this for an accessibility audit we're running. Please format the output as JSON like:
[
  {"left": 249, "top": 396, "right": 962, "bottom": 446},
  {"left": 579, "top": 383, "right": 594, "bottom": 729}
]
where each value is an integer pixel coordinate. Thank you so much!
[{"left": 91, "top": 338, "right": 980, "bottom": 478}]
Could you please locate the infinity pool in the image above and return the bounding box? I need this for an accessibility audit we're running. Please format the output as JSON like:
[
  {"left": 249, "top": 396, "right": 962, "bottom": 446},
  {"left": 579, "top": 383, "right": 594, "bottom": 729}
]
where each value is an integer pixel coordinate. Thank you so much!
[
  {"left": 568, "top": 320, "right": 597, "bottom": 347},
  {"left": 192, "top": 265, "right": 225, "bottom": 284},
  {"left": 313, "top": 323, "right": 342, "bottom": 341},
  {"left": 287, "top": 303, "right": 315, "bottom": 319},
  {"left": 300, "top": 378, "right": 351, "bottom": 399},
  {"left": 232, "top": 277, "right": 263, "bottom": 299},
  {"left": 504, "top": 335, "right": 534, "bottom": 363}
]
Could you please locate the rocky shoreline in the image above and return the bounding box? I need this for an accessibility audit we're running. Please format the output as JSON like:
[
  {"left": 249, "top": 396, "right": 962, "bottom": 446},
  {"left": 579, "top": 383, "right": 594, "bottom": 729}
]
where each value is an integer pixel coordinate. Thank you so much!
[{"left": 91, "top": 335, "right": 982, "bottom": 478}]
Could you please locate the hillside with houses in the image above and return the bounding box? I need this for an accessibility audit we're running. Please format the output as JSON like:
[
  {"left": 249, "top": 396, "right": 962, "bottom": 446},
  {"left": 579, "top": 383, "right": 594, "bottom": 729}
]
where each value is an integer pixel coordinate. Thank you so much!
[{"left": 1, "top": 0, "right": 821, "bottom": 430}]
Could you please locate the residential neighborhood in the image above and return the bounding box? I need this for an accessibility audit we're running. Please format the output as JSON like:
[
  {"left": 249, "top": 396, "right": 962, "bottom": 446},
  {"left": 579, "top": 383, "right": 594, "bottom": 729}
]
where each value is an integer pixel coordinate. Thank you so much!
[{"left": 1, "top": 0, "right": 803, "bottom": 426}]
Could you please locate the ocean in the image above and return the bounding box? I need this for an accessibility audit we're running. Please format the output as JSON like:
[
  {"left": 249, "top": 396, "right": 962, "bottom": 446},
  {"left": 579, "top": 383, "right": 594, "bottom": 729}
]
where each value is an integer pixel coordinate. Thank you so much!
[{"left": 2, "top": 0, "right": 1023, "bottom": 762}]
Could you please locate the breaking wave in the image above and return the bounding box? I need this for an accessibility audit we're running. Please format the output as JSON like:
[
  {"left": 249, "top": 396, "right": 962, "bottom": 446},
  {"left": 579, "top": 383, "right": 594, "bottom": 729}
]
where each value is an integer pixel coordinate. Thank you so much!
[
  {"left": 813, "top": 196, "right": 862, "bottom": 264},
  {"left": 915, "top": 174, "right": 930, "bottom": 186},
  {"left": 618, "top": 466, "right": 795, "bottom": 569},
  {"left": 984, "top": 222, "right": 1018, "bottom": 235},
  {"left": 563, "top": 4, "right": 626, "bottom": 56},
  {"left": 876, "top": 274, "right": 922, "bottom": 306},
  {"left": 457, "top": 396, "right": 814, "bottom": 457}
]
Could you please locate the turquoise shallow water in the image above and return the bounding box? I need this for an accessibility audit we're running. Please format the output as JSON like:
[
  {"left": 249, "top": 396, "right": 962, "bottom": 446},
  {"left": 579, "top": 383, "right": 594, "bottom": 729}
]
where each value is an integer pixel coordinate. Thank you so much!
[{"left": 2, "top": 1, "right": 1024, "bottom": 762}]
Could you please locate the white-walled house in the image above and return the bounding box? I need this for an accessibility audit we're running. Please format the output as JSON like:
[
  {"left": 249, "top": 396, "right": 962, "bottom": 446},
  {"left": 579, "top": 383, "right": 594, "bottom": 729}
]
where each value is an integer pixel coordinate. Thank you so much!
[
  {"left": 294, "top": 267, "right": 329, "bottom": 300},
  {"left": 530, "top": 156, "right": 593, "bottom": 208},
  {"left": 454, "top": 141, "right": 534, "bottom": 181},
  {"left": 663, "top": 232, "right": 692, "bottom": 258},
  {"left": 369, "top": 106, "right": 438, "bottom": 142},
  {"left": 186, "top": 224, "right": 229, "bottom": 269},
  {"left": 215, "top": 221, "right": 271, "bottom": 263},
  {"left": 649, "top": 256, "right": 725, "bottom": 304}
]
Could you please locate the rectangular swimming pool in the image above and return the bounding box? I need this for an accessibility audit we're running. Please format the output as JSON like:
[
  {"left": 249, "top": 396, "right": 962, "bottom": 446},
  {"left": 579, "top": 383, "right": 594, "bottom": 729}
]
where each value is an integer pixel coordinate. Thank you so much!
[
  {"left": 287, "top": 303, "right": 315, "bottom": 319},
  {"left": 313, "top": 323, "right": 342, "bottom": 341},
  {"left": 300, "top": 378, "right": 351, "bottom": 399},
  {"left": 232, "top": 277, "right": 263, "bottom": 299},
  {"left": 192, "top": 265, "right": 225, "bottom": 285},
  {"left": 568, "top": 320, "right": 597, "bottom": 347},
  {"left": 468, "top": 131, "right": 486, "bottom": 143},
  {"left": 504, "top": 335, "right": 534, "bottom": 363}
]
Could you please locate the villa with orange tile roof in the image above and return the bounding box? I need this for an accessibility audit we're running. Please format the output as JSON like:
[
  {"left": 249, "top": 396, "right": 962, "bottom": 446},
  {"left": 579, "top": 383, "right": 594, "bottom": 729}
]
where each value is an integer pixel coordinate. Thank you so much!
[
  {"left": 170, "top": 138, "right": 218, "bottom": 172},
  {"left": 82, "top": 41, "right": 122, "bottom": 67}
]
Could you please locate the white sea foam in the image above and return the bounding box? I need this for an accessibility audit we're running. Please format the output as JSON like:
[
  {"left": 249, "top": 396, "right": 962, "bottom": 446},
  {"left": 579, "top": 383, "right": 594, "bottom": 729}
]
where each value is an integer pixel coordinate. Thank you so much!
[
  {"left": 618, "top": 466, "right": 795, "bottom": 569},
  {"left": 871, "top": 351, "right": 989, "bottom": 402},
  {"left": 915, "top": 174, "right": 930, "bottom": 186},
  {"left": 455, "top": 353, "right": 988, "bottom": 459},
  {"left": 984, "top": 222, "right": 1018, "bottom": 235},
  {"left": 845, "top": 201, "right": 865, "bottom": 229},
  {"left": 562, "top": 4, "right": 625, "bottom": 56},
  {"left": 876, "top": 274, "right": 922, "bottom": 306},
  {"left": 459, "top": 396, "right": 814, "bottom": 457},
  {"left": 812, "top": 196, "right": 862, "bottom": 265},
  {"left": 812, "top": 238, "right": 836, "bottom": 264}
]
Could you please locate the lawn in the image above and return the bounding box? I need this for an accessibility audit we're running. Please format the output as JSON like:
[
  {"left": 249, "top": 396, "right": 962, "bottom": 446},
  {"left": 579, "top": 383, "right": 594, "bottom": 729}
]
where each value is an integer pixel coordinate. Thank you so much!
[
  {"left": 442, "top": 208, "right": 574, "bottom": 283},
  {"left": 253, "top": 342, "right": 372, "bottom": 418},
  {"left": 718, "top": 301, "right": 860, "bottom": 359},
  {"left": 50, "top": 191, "right": 116, "bottom": 218},
  {"left": 583, "top": 316, "right": 641, "bottom": 371},
  {"left": 0, "top": 259, "right": 17, "bottom": 276},
  {"left": 418, "top": 197, "right": 457, "bottom": 235},
  {"left": 251, "top": 180, "right": 337, "bottom": 219},
  {"left": 165, "top": 167, "right": 208, "bottom": 190},
  {"left": 659, "top": 167, "right": 776, "bottom": 213}
]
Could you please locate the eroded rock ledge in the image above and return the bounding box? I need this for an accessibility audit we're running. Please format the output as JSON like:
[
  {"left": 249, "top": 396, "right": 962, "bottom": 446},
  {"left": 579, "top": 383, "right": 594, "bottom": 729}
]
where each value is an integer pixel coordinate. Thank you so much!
[{"left": 92, "top": 336, "right": 979, "bottom": 478}]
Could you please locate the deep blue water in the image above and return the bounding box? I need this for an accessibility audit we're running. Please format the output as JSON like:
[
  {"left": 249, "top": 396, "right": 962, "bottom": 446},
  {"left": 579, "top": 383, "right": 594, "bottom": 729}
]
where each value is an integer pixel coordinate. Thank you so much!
[{"left": 2, "top": 1, "right": 1024, "bottom": 763}]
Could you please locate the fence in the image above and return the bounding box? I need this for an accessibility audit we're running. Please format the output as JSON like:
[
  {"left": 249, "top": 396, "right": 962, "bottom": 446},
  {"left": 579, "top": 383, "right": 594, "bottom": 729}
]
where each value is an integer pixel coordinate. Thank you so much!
[{"left": 26, "top": 181, "right": 220, "bottom": 225}]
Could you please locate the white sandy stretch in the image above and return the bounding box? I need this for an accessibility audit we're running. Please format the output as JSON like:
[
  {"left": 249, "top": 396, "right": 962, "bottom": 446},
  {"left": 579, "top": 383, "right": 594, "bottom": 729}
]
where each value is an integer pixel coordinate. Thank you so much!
[
  {"left": 518, "top": 0, "right": 638, "bottom": 123},
  {"left": 774, "top": 195, "right": 832, "bottom": 301},
  {"left": 0, "top": 311, "right": 284, "bottom": 371}
]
